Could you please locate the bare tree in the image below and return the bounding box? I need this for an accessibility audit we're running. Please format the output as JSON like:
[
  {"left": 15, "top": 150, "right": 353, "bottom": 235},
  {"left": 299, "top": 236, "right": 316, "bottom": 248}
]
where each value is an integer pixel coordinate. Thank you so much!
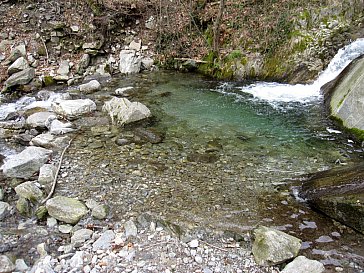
[{"left": 213, "top": 0, "right": 225, "bottom": 54}]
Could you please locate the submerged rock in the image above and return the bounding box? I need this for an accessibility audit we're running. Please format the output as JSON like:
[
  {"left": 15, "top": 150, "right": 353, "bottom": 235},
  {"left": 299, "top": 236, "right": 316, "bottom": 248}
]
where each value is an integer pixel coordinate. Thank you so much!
[
  {"left": 1, "top": 146, "right": 52, "bottom": 179},
  {"left": 102, "top": 97, "right": 151, "bottom": 125},
  {"left": 252, "top": 226, "right": 301, "bottom": 266},
  {"left": 46, "top": 196, "right": 88, "bottom": 224},
  {"left": 281, "top": 256, "right": 325, "bottom": 273},
  {"left": 299, "top": 163, "right": 364, "bottom": 233}
]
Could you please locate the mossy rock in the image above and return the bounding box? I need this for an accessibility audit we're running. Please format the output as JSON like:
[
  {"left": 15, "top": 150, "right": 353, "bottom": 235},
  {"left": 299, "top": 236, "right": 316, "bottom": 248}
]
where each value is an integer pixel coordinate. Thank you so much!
[{"left": 43, "top": 75, "right": 55, "bottom": 86}]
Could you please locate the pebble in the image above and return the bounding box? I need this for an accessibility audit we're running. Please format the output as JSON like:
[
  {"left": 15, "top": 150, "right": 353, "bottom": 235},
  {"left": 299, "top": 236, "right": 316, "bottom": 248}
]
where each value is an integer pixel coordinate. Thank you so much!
[
  {"left": 59, "top": 224, "right": 73, "bottom": 234},
  {"left": 188, "top": 239, "right": 199, "bottom": 248}
]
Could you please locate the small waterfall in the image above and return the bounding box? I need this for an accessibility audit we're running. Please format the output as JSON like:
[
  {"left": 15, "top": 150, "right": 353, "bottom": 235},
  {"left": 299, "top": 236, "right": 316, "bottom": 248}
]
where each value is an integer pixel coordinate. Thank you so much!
[{"left": 238, "top": 38, "right": 364, "bottom": 104}]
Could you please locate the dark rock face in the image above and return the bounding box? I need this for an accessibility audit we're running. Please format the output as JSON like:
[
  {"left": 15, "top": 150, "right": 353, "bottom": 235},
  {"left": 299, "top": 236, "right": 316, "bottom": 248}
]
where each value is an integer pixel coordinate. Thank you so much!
[{"left": 299, "top": 163, "right": 364, "bottom": 233}]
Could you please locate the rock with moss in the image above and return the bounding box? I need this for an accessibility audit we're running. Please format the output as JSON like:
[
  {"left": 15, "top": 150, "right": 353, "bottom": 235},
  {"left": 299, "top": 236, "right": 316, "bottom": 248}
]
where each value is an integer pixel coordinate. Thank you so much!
[
  {"left": 15, "top": 181, "right": 43, "bottom": 203},
  {"left": 16, "top": 197, "right": 31, "bottom": 217},
  {"left": 91, "top": 204, "right": 109, "bottom": 220},
  {"left": 252, "top": 226, "right": 301, "bottom": 266},
  {"left": 35, "top": 206, "right": 48, "bottom": 220},
  {"left": 46, "top": 196, "right": 88, "bottom": 224}
]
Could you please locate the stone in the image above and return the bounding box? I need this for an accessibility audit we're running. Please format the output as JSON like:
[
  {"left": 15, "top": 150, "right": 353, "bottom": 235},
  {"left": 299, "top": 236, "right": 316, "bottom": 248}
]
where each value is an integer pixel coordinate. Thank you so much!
[
  {"left": 188, "top": 239, "right": 199, "bottom": 248},
  {"left": 4, "top": 44, "right": 26, "bottom": 65},
  {"left": 141, "top": 57, "right": 154, "bottom": 71},
  {"left": 31, "top": 133, "right": 70, "bottom": 149},
  {"left": 1, "top": 146, "right": 52, "bottom": 179},
  {"left": 119, "top": 50, "right": 142, "bottom": 74},
  {"left": 48, "top": 119, "right": 75, "bottom": 135},
  {"left": 124, "top": 220, "right": 138, "bottom": 237},
  {"left": 77, "top": 54, "right": 90, "bottom": 74},
  {"left": 83, "top": 41, "right": 103, "bottom": 50},
  {"left": 46, "top": 196, "right": 88, "bottom": 224},
  {"left": 129, "top": 39, "right": 141, "bottom": 51},
  {"left": 26, "top": 112, "right": 57, "bottom": 129},
  {"left": 15, "top": 259, "right": 29, "bottom": 272},
  {"left": 57, "top": 60, "right": 70, "bottom": 76},
  {"left": 47, "top": 217, "right": 57, "bottom": 228},
  {"left": 59, "top": 224, "right": 73, "bottom": 234},
  {"left": 71, "top": 229, "right": 93, "bottom": 246},
  {"left": 281, "top": 256, "right": 325, "bottom": 273},
  {"left": 52, "top": 99, "right": 96, "bottom": 120},
  {"left": 252, "top": 226, "right": 301, "bottom": 266},
  {"left": 7, "top": 57, "right": 29, "bottom": 75},
  {"left": 35, "top": 206, "right": 48, "bottom": 220},
  {"left": 0, "top": 255, "right": 15, "bottom": 273},
  {"left": 16, "top": 197, "right": 30, "bottom": 216},
  {"left": 15, "top": 181, "right": 43, "bottom": 203},
  {"left": 71, "top": 25, "right": 80, "bottom": 32},
  {"left": 91, "top": 204, "right": 109, "bottom": 220},
  {"left": 38, "top": 164, "right": 57, "bottom": 186},
  {"left": 134, "top": 127, "right": 164, "bottom": 144},
  {"left": 299, "top": 163, "right": 364, "bottom": 233},
  {"left": 324, "top": 55, "right": 364, "bottom": 131},
  {"left": 115, "top": 86, "right": 133, "bottom": 95},
  {"left": 0, "top": 201, "right": 11, "bottom": 220},
  {"left": 29, "top": 255, "right": 54, "bottom": 273},
  {"left": 79, "top": 80, "right": 101, "bottom": 94},
  {"left": 4, "top": 68, "right": 35, "bottom": 88},
  {"left": 92, "top": 230, "right": 115, "bottom": 251},
  {"left": 145, "top": 16, "right": 156, "bottom": 29},
  {"left": 102, "top": 97, "right": 151, "bottom": 125},
  {"left": 69, "top": 251, "right": 85, "bottom": 269}
]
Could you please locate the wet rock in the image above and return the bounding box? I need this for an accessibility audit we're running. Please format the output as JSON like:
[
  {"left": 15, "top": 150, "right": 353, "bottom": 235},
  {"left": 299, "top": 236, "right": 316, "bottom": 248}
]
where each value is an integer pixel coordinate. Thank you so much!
[
  {"left": 134, "top": 127, "right": 164, "bottom": 144},
  {"left": 1, "top": 146, "right": 52, "bottom": 179},
  {"left": 15, "top": 258, "right": 29, "bottom": 272},
  {"left": 299, "top": 163, "right": 364, "bottom": 233},
  {"left": 26, "top": 112, "right": 57, "bottom": 129},
  {"left": 46, "top": 196, "right": 88, "bottom": 224},
  {"left": 15, "top": 181, "right": 43, "bottom": 203},
  {"left": 115, "top": 86, "right": 133, "bottom": 96},
  {"left": 281, "top": 256, "right": 325, "bottom": 273},
  {"left": 116, "top": 138, "right": 129, "bottom": 146},
  {"left": 252, "top": 226, "right": 301, "bottom": 266},
  {"left": 4, "top": 67, "right": 35, "bottom": 88},
  {"left": 71, "top": 229, "right": 93, "bottom": 246},
  {"left": 92, "top": 230, "right": 115, "bottom": 251},
  {"left": 79, "top": 80, "right": 101, "bottom": 94},
  {"left": 102, "top": 97, "right": 151, "bottom": 125},
  {"left": 141, "top": 57, "right": 154, "bottom": 71},
  {"left": 91, "top": 204, "right": 109, "bottom": 220},
  {"left": 0, "top": 255, "right": 15, "bottom": 273},
  {"left": 52, "top": 99, "right": 96, "bottom": 119},
  {"left": 7, "top": 56, "right": 29, "bottom": 75},
  {"left": 119, "top": 50, "right": 141, "bottom": 74},
  {"left": 187, "top": 152, "right": 218, "bottom": 163},
  {"left": 0, "top": 201, "right": 11, "bottom": 220}
]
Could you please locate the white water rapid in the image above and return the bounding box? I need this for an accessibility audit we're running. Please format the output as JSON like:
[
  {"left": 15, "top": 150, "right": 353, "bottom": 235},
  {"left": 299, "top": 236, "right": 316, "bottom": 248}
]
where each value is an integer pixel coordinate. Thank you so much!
[{"left": 238, "top": 38, "right": 364, "bottom": 104}]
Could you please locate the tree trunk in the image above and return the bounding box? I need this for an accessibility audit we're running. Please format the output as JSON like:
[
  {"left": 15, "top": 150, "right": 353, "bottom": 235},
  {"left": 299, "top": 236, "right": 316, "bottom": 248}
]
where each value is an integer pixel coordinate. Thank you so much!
[{"left": 213, "top": 0, "right": 225, "bottom": 54}]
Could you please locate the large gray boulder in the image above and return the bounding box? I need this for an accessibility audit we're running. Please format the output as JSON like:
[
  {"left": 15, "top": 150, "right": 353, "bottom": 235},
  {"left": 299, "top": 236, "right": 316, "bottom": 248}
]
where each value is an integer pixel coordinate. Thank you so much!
[
  {"left": 7, "top": 57, "right": 29, "bottom": 75},
  {"left": 323, "top": 55, "right": 364, "bottom": 131},
  {"left": 4, "top": 68, "right": 35, "bottom": 88},
  {"left": 299, "top": 163, "right": 364, "bottom": 234},
  {"left": 15, "top": 181, "right": 43, "bottom": 203},
  {"left": 1, "top": 146, "right": 52, "bottom": 179},
  {"left": 252, "top": 226, "right": 301, "bottom": 266},
  {"left": 46, "top": 196, "right": 88, "bottom": 224},
  {"left": 119, "top": 50, "right": 142, "bottom": 74},
  {"left": 281, "top": 256, "right": 325, "bottom": 273},
  {"left": 102, "top": 97, "right": 151, "bottom": 125},
  {"left": 52, "top": 99, "right": 96, "bottom": 120}
]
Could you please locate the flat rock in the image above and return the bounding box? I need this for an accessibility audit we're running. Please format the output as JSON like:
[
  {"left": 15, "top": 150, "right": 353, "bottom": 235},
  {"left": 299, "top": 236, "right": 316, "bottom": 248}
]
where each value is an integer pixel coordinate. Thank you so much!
[
  {"left": 7, "top": 56, "right": 29, "bottom": 75},
  {"left": 252, "top": 226, "right": 301, "bottom": 266},
  {"left": 57, "top": 60, "right": 70, "bottom": 76},
  {"left": 0, "top": 255, "right": 15, "bottom": 273},
  {"left": 1, "top": 146, "right": 52, "bottom": 179},
  {"left": 26, "top": 112, "right": 56, "bottom": 129},
  {"left": 4, "top": 68, "right": 35, "bottom": 88},
  {"left": 281, "top": 256, "right": 325, "bottom": 273},
  {"left": 31, "top": 133, "right": 70, "bottom": 149},
  {"left": 47, "top": 119, "right": 75, "bottom": 135},
  {"left": 71, "top": 229, "right": 93, "bottom": 246},
  {"left": 38, "top": 164, "right": 57, "bottom": 186},
  {"left": 15, "top": 181, "right": 43, "bottom": 203},
  {"left": 91, "top": 204, "right": 109, "bottom": 220},
  {"left": 92, "top": 230, "right": 115, "bottom": 251},
  {"left": 46, "top": 196, "right": 88, "bottom": 224},
  {"left": 52, "top": 99, "right": 96, "bottom": 120},
  {"left": 4, "top": 44, "right": 26, "bottom": 65},
  {"left": 102, "top": 97, "right": 151, "bottom": 125},
  {"left": 79, "top": 80, "right": 101, "bottom": 94},
  {"left": 124, "top": 220, "right": 138, "bottom": 237}
]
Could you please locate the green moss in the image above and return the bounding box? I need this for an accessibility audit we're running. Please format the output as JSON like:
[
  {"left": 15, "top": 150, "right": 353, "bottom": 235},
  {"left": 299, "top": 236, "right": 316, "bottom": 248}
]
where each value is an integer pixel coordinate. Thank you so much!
[
  {"left": 225, "top": 50, "right": 244, "bottom": 61},
  {"left": 43, "top": 76, "right": 54, "bottom": 86},
  {"left": 331, "top": 116, "right": 364, "bottom": 142}
]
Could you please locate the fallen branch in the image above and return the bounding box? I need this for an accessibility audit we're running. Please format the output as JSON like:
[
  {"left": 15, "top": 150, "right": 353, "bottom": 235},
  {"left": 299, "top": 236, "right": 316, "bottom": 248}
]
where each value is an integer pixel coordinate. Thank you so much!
[
  {"left": 40, "top": 36, "right": 49, "bottom": 66},
  {"left": 40, "top": 136, "right": 74, "bottom": 205},
  {"left": 201, "top": 241, "right": 229, "bottom": 252},
  {"left": 174, "top": 58, "right": 207, "bottom": 63}
]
